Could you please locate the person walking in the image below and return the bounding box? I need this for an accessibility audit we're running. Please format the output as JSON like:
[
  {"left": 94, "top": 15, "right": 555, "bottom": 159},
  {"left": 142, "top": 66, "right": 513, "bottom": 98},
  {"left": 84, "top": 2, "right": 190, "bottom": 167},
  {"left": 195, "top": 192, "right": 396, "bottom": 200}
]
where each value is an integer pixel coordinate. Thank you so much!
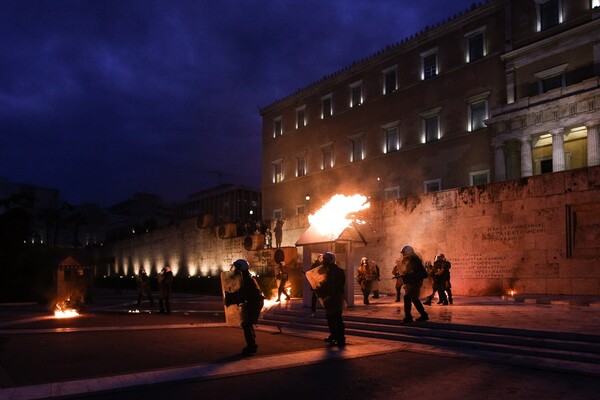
[
  {"left": 315, "top": 252, "right": 346, "bottom": 346},
  {"left": 158, "top": 266, "right": 173, "bottom": 314},
  {"left": 396, "top": 246, "right": 428, "bottom": 324},
  {"left": 357, "top": 257, "right": 376, "bottom": 305},
  {"left": 436, "top": 253, "right": 453, "bottom": 305},
  {"left": 231, "top": 259, "right": 265, "bottom": 355},
  {"left": 276, "top": 261, "right": 291, "bottom": 302}
]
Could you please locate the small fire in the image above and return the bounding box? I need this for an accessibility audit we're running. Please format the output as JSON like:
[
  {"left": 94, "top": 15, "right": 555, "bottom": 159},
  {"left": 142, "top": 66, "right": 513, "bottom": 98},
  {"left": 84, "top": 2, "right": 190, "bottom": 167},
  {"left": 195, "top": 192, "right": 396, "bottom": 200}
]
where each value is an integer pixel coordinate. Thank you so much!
[
  {"left": 308, "top": 194, "right": 370, "bottom": 240},
  {"left": 54, "top": 302, "right": 80, "bottom": 319},
  {"left": 261, "top": 288, "right": 291, "bottom": 311}
]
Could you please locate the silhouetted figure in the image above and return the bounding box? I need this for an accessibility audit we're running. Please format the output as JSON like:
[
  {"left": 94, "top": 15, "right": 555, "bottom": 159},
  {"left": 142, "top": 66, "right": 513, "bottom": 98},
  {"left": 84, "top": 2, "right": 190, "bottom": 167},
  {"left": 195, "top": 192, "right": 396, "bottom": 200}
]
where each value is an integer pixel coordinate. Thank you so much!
[
  {"left": 396, "top": 246, "right": 428, "bottom": 324},
  {"left": 274, "top": 218, "right": 284, "bottom": 248},
  {"left": 231, "top": 259, "right": 265, "bottom": 355},
  {"left": 158, "top": 266, "right": 173, "bottom": 314},
  {"left": 276, "top": 261, "right": 291, "bottom": 302},
  {"left": 315, "top": 252, "right": 346, "bottom": 347},
  {"left": 136, "top": 268, "right": 154, "bottom": 307}
]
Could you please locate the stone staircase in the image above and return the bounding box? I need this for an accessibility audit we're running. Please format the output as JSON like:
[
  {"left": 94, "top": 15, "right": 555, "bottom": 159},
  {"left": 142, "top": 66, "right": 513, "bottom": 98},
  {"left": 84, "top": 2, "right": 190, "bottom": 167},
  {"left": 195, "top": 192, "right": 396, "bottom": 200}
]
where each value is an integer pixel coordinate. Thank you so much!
[{"left": 260, "top": 306, "right": 600, "bottom": 376}]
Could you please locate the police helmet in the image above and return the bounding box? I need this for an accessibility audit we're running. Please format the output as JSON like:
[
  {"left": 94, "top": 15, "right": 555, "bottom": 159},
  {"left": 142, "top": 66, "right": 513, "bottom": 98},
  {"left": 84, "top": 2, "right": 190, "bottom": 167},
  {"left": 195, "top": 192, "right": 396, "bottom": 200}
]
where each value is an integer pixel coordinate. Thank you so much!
[
  {"left": 323, "top": 252, "right": 336, "bottom": 265},
  {"left": 232, "top": 259, "right": 249, "bottom": 271},
  {"left": 400, "top": 245, "right": 415, "bottom": 255}
]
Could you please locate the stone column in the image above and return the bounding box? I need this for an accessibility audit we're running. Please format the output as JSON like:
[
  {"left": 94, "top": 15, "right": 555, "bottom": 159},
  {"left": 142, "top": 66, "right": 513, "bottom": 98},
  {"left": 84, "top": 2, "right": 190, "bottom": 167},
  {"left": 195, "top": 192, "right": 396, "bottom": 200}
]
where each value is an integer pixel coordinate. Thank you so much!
[
  {"left": 586, "top": 121, "right": 600, "bottom": 167},
  {"left": 520, "top": 136, "right": 533, "bottom": 177},
  {"left": 493, "top": 142, "right": 507, "bottom": 182},
  {"left": 551, "top": 127, "right": 566, "bottom": 172}
]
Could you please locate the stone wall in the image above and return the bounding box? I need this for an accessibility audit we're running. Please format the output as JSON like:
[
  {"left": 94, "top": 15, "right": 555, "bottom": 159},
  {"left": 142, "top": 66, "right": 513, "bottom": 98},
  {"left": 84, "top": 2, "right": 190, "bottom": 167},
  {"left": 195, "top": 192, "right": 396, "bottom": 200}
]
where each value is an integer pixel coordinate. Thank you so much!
[
  {"left": 104, "top": 166, "right": 600, "bottom": 296},
  {"left": 361, "top": 166, "right": 600, "bottom": 296}
]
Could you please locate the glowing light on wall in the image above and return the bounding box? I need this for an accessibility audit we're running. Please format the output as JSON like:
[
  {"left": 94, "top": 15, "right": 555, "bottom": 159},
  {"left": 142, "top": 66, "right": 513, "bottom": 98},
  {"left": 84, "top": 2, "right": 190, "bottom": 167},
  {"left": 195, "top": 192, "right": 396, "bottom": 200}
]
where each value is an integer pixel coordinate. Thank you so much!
[
  {"left": 169, "top": 257, "right": 180, "bottom": 275},
  {"left": 187, "top": 261, "right": 198, "bottom": 276},
  {"left": 210, "top": 265, "right": 221, "bottom": 276},
  {"left": 200, "top": 265, "right": 210, "bottom": 276},
  {"left": 593, "top": 0, "right": 600, "bottom": 8}
]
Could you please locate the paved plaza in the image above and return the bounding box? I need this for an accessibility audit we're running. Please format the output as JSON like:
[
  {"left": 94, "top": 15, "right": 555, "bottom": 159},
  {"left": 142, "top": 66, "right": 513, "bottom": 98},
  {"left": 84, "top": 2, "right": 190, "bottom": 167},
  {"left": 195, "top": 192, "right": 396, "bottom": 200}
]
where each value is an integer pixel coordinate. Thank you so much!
[{"left": 0, "top": 289, "right": 598, "bottom": 399}]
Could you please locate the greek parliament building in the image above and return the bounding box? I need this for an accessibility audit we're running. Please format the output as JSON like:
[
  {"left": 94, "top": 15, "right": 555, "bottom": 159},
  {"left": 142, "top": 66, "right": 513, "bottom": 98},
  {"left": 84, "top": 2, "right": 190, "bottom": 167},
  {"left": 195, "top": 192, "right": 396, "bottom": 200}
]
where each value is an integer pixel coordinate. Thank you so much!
[
  {"left": 259, "top": 0, "right": 600, "bottom": 296},
  {"left": 260, "top": 0, "right": 599, "bottom": 219}
]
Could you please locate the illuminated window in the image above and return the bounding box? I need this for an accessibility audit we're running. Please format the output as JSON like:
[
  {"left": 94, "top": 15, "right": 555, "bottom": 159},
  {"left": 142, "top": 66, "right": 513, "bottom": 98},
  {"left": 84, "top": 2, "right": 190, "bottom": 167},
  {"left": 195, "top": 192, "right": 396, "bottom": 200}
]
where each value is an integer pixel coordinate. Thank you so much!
[
  {"left": 296, "top": 106, "right": 306, "bottom": 129},
  {"left": 272, "top": 159, "right": 283, "bottom": 183},
  {"left": 383, "top": 66, "right": 397, "bottom": 94},
  {"left": 466, "top": 91, "right": 490, "bottom": 132},
  {"left": 424, "top": 179, "right": 441, "bottom": 193},
  {"left": 469, "top": 101, "right": 488, "bottom": 131},
  {"left": 384, "top": 186, "right": 400, "bottom": 200},
  {"left": 321, "top": 144, "right": 334, "bottom": 169},
  {"left": 273, "top": 116, "right": 283, "bottom": 137},
  {"left": 349, "top": 134, "right": 364, "bottom": 162},
  {"left": 469, "top": 170, "right": 490, "bottom": 186},
  {"left": 385, "top": 127, "right": 399, "bottom": 153},
  {"left": 535, "top": 63, "right": 568, "bottom": 94},
  {"left": 593, "top": 0, "right": 600, "bottom": 9},
  {"left": 321, "top": 94, "right": 333, "bottom": 118},
  {"left": 465, "top": 27, "right": 486, "bottom": 63},
  {"left": 421, "top": 48, "right": 438, "bottom": 80},
  {"left": 296, "top": 156, "right": 306, "bottom": 177},
  {"left": 536, "top": 0, "right": 562, "bottom": 31},
  {"left": 350, "top": 81, "right": 363, "bottom": 107},
  {"left": 425, "top": 116, "right": 439, "bottom": 142},
  {"left": 420, "top": 107, "right": 441, "bottom": 143}
]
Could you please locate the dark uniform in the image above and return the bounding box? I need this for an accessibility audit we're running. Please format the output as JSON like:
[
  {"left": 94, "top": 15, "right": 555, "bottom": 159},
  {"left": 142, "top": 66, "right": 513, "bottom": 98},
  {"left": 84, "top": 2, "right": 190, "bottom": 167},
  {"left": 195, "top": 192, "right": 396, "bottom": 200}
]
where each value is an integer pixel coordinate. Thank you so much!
[
  {"left": 315, "top": 252, "right": 346, "bottom": 346},
  {"left": 158, "top": 266, "right": 173, "bottom": 314},
  {"left": 276, "top": 261, "right": 291, "bottom": 302},
  {"left": 436, "top": 253, "right": 453, "bottom": 304},
  {"left": 136, "top": 269, "right": 153, "bottom": 307},
  {"left": 233, "top": 259, "right": 265, "bottom": 355},
  {"left": 398, "top": 246, "right": 429, "bottom": 323},
  {"left": 357, "top": 257, "right": 376, "bottom": 304}
]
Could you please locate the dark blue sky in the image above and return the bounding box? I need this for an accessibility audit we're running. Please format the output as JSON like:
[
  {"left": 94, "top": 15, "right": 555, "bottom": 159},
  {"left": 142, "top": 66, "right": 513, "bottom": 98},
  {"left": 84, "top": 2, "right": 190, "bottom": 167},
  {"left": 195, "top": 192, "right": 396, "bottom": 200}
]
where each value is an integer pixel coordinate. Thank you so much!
[{"left": 0, "top": 0, "right": 480, "bottom": 207}]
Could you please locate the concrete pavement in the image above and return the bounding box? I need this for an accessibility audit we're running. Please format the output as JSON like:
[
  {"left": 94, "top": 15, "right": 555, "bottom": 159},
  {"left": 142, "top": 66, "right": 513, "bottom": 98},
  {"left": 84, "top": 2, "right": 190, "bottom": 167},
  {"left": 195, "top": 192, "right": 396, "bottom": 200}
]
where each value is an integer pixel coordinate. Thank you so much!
[{"left": 0, "top": 289, "right": 598, "bottom": 399}]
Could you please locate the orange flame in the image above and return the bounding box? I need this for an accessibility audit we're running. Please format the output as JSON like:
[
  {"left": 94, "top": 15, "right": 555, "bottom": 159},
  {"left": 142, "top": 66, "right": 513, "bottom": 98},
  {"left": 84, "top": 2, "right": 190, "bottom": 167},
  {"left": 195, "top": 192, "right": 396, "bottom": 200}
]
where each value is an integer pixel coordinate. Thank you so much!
[
  {"left": 54, "top": 302, "right": 79, "bottom": 319},
  {"left": 308, "top": 194, "right": 370, "bottom": 240}
]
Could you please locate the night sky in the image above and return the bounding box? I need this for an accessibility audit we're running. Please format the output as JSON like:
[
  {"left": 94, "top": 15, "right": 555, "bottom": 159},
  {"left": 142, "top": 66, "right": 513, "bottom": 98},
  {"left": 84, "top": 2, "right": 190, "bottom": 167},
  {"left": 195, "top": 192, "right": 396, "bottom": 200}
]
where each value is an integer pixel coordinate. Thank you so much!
[{"left": 1, "top": 0, "right": 480, "bottom": 207}]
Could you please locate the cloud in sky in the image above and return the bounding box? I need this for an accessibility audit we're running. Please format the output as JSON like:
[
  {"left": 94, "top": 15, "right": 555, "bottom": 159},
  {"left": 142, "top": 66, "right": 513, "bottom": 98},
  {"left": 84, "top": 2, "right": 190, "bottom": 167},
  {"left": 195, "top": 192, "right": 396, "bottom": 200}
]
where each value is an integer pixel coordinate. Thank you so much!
[{"left": 0, "top": 0, "right": 480, "bottom": 206}]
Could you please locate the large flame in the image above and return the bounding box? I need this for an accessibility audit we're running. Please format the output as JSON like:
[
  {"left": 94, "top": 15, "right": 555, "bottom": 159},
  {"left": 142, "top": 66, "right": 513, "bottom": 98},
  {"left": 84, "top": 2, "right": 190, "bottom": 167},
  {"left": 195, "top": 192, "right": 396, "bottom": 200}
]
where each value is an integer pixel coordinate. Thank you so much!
[
  {"left": 308, "top": 194, "right": 370, "bottom": 240},
  {"left": 54, "top": 301, "right": 80, "bottom": 319}
]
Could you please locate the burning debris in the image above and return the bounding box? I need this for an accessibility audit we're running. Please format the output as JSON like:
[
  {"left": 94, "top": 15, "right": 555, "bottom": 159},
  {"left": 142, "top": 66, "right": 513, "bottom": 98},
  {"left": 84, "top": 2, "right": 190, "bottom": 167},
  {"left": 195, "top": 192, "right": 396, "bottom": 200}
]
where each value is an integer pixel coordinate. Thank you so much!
[{"left": 54, "top": 301, "right": 80, "bottom": 319}]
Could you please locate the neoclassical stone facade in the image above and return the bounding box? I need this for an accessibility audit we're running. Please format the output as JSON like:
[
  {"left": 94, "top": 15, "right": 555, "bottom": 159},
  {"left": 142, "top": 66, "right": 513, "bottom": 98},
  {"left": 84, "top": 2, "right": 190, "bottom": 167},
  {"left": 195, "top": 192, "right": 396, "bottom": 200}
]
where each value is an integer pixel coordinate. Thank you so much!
[{"left": 103, "top": 166, "right": 600, "bottom": 296}]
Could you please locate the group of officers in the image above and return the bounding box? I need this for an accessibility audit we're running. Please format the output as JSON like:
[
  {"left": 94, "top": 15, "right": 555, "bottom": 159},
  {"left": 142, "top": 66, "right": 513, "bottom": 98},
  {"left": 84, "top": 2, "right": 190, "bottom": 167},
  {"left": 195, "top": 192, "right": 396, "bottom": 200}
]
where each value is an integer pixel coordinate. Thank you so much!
[{"left": 228, "top": 245, "right": 452, "bottom": 355}]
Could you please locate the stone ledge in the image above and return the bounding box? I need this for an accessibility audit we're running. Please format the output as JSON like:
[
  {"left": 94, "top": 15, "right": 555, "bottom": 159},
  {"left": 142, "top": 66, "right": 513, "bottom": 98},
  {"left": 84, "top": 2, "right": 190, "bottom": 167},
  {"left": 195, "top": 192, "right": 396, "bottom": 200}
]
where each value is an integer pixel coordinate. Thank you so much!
[{"left": 501, "top": 295, "right": 600, "bottom": 307}]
